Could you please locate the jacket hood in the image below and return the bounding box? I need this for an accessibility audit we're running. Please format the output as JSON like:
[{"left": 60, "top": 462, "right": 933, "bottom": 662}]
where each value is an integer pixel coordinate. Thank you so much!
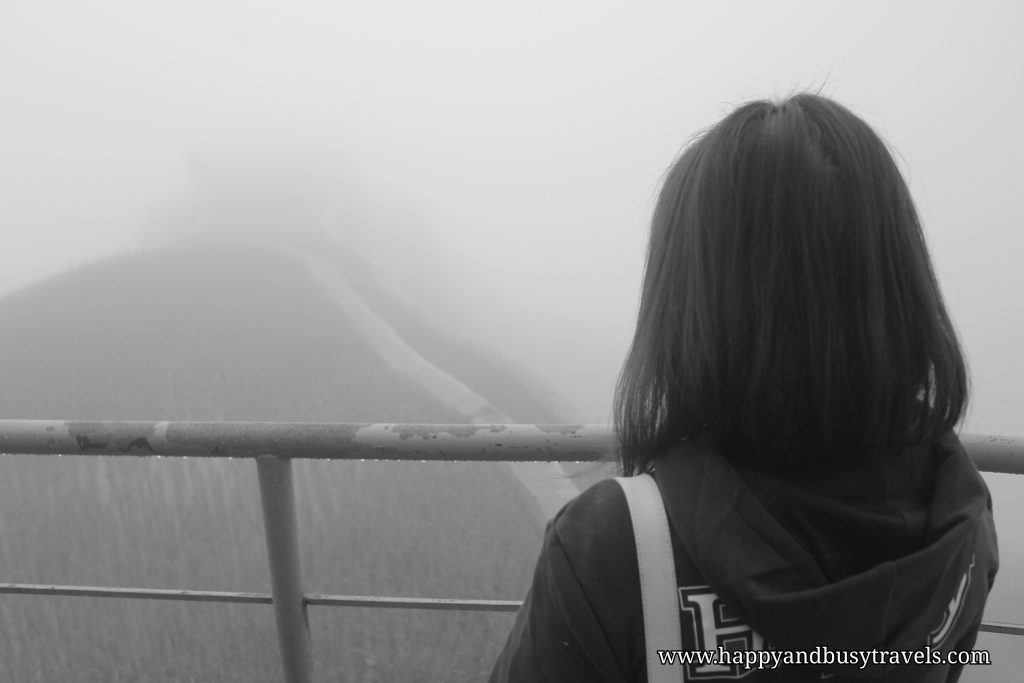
[{"left": 654, "top": 432, "right": 998, "bottom": 677}]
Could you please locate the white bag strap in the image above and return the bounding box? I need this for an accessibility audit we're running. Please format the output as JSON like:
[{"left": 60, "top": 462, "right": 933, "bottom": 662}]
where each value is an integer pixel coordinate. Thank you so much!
[{"left": 615, "top": 474, "right": 684, "bottom": 683}]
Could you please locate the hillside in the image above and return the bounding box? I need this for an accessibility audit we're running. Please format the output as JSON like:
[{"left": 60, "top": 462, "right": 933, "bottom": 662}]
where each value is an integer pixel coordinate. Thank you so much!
[{"left": 0, "top": 242, "right": 563, "bottom": 682}]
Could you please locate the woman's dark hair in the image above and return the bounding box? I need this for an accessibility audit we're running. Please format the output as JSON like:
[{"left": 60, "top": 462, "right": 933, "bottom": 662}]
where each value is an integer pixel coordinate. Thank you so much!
[{"left": 614, "top": 93, "right": 968, "bottom": 474}]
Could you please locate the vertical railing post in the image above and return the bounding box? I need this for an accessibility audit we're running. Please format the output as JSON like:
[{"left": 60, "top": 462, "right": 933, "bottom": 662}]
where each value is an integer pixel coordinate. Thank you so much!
[{"left": 256, "top": 454, "right": 314, "bottom": 683}]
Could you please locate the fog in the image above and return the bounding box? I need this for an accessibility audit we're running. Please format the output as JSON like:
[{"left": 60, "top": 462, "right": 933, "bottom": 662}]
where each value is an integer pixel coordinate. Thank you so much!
[{"left": 1, "top": 0, "right": 1021, "bottom": 433}]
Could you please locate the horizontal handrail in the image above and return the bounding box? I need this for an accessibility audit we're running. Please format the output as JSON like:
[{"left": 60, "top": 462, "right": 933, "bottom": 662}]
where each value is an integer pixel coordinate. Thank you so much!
[
  {"left": 0, "top": 420, "right": 1020, "bottom": 471},
  {"left": 1, "top": 581, "right": 1016, "bottom": 632},
  {"left": 0, "top": 583, "right": 272, "bottom": 604},
  {"left": 0, "top": 420, "right": 611, "bottom": 461},
  {"left": 0, "top": 583, "right": 520, "bottom": 612},
  {"left": 978, "top": 622, "right": 1024, "bottom": 636}
]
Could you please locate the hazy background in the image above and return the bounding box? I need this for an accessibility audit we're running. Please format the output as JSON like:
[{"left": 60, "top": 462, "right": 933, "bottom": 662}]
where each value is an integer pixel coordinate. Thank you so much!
[{"left": 1, "top": 0, "right": 1021, "bottom": 434}]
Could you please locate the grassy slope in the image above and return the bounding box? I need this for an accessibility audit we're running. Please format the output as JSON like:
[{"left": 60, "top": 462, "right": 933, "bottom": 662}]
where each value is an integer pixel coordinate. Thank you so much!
[{"left": 0, "top": 242, "right": 553, "bottom": 682}]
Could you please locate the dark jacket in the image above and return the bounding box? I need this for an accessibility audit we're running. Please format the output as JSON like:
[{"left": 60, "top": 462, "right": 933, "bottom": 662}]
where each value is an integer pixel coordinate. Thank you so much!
[{"left": 489, "top": 432, "right": 998, "bottom": 682}]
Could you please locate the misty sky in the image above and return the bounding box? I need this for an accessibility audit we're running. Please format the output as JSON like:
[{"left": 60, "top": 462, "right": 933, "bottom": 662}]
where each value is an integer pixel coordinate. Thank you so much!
[{"left": 1, "top": 0, "right": 1021, "bottom": 434}]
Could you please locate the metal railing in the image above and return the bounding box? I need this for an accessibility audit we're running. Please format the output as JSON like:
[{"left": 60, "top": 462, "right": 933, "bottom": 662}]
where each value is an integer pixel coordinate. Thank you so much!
[{"left": 0, "top": 420, "right": 1020, "bottom": 682}]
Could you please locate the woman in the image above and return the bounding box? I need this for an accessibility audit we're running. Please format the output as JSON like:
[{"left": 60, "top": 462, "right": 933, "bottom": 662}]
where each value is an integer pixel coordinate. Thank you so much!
[{"left": 489, "top": 93, "right": 998, "bottom": 682}]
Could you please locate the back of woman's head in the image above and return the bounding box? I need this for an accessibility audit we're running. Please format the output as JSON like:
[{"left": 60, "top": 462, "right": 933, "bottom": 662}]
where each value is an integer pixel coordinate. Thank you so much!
[{"left": 615, "top": 92, "right": 968, "bottom": 474}]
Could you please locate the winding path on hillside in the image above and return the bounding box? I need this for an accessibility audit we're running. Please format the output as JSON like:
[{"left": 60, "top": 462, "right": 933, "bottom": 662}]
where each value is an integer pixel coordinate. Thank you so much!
[{"left": 276, "top": 241, "right": 581, "bottom": 524}]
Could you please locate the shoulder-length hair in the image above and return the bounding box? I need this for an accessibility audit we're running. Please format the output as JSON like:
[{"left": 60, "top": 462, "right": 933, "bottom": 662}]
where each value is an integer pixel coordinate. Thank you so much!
[{"left": 614, "top": 93, "right": 968, "bottom": 474}]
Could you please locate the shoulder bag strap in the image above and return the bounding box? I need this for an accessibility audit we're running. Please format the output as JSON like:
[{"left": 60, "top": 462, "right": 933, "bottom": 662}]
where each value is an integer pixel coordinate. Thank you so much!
[{"left": 615, "top": 474, "right": 684, "bottom": 683}]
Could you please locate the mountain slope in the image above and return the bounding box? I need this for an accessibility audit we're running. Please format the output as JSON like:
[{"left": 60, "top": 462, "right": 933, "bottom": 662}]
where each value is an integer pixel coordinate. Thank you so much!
[
  {"left": 0, "top": 242, "right": 556, "bottom": 682},
  {"left": 0, "top": 242, "right": 468, "bottom": 423}
]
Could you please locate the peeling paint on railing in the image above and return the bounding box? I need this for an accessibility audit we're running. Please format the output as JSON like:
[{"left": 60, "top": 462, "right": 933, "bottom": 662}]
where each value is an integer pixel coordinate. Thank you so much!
[
  {"left": 0, "top": 420, "right": 614, "bottom": 462},
  {"left": 0, "top": 422, "right": 1017, "bottom": 471}
]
